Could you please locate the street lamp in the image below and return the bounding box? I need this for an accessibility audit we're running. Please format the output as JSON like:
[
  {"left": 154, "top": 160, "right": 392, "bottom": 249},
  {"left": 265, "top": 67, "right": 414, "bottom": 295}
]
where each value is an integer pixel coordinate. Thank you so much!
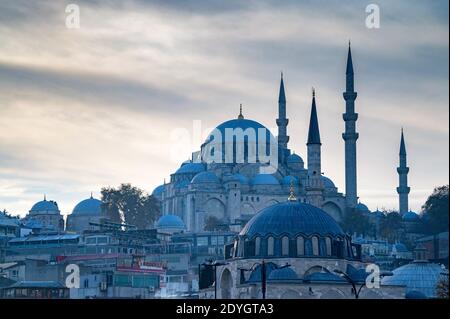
[
  {"left": 239, "top": 261, "right": 291, "bottom": 299},
  {"left": 333, "top": 268, "right": 392, "bottom": 299}
]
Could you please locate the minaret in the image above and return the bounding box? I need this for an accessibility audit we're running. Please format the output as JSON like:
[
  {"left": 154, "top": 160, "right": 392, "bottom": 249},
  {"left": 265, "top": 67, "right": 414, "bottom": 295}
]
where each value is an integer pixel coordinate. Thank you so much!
[
  {"left": 306, "top": 89, "right": 323, "bottom": 207},
  {"left": 397, "top": 128, "right": 410, "bottom": 215},
  {"left": 276, "top": 73, "right": 289, "bottom": 152},
  {"left": 342, "top": 42, "right": 359, "bottom": 208}
]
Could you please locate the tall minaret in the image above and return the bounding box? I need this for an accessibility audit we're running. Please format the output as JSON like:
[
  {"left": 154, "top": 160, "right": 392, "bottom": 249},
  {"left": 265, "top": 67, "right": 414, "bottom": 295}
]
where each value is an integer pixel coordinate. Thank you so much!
[
  {"left": 276, "top": 73, "right": 289, "bottom": 152},
  {"left": 306, "top": 89, "right": 323, "bottom": 207},
  {"left": 397, "top": 128, "right": 410, "bottom": 215},
  {"left": 342, "top": 42, "right": 359, "bottom": 208}
]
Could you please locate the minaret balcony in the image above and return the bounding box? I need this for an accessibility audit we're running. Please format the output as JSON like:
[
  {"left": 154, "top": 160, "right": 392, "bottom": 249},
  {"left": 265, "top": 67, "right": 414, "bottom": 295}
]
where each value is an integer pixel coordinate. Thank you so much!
[
  {"left": 343, "top": 92, "right": 357, "bottom": 100},
  {"left": 397, "top": 167, "right": 409, "bottom": 174},
  {"left": 342, "top": 113, "right": 358, "bottom": 121},
  {"left": 342, "top": 132, "right": 359, "bottom": 141},
  {"left": 396, "top": 186, "right": 410, "bottom": 194}
]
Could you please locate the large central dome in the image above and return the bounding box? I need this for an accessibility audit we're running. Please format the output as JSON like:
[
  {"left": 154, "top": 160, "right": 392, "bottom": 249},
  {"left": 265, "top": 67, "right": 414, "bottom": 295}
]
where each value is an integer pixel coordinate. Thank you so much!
[
  {"left": 240, "top": 201, "right": 345, "bottom": 238},
  {"left": 201, "top": 117, "right": 277, "bottom": 164}
]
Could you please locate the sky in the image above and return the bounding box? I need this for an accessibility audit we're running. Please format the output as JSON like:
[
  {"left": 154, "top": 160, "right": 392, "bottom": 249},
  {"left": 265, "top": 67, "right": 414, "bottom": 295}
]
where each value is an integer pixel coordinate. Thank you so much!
[{"left": 0, "top": 0, "right": 448, "bottom": 218}]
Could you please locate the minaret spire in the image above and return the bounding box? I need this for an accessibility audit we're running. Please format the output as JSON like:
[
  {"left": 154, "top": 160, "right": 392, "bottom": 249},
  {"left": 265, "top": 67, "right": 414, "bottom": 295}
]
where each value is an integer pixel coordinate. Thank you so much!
[
  {"left": 397, "top": 128, "right": 410, "bottom": 215},
  {"left": 343, "top": 42, "right": 359, "bottom": 208},
  {"left": 307, "top": 88, "right": 321, "bottom": 145},
  {"left": 276, "top": 72, "right": 289, "bottom": 155},
  {"left": 306, "top": 89, "right": 323, "bottom": 208},
  {"left": 238, "top": 103, "right": 244, "bottom": 119}
]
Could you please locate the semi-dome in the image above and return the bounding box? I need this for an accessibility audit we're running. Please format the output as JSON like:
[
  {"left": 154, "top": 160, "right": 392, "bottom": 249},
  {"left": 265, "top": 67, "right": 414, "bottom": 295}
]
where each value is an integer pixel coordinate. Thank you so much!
[
  {"left": 403, "top": 211, "right": 420, "bottom": 221},
  {"left": 29, "top": 199, "right": 60, "bottom": 215},
  {"left": 152, "top": 184, "right": 165, "bottom": 199},
  {"left": 268, "top": 267, "right": 298, "bottom": 281},
  {"left": 240, "top": 201, "right": 345, "bottom": 238},
  {"left": 156, "top": 214, "right": 186, "bottom": 230},
  {"left": 252, "top": 174, "right": 279, "bottom": 186},
  {"left": 191, "top": 171, "right": 221, "bottom": 184},
  {"left": 382, "top": 261, "right": 448, "bottom": 298},
  {"left": 72, "top": 196, "right": 102, "bottom": 216},
  {"left": 355, "top": 202, "right": 370, "bottom": 213},
  {"left": 175, "top": 162, "right": 205, "bottom": 175},
  {"left": 321, "top": 176, "right": 336, "bottom": 189},
  {"left": 174, "top": 180, "right": 190, "bottom": 189},
  {"left": 228, "top": 173, "right": 249, "bottom": 184},
  {"left": 281, "top": 175, "right": 298, "bottom": 185},
  {"left": 286, "top": 153, "right": 303, "bottom": 164}
]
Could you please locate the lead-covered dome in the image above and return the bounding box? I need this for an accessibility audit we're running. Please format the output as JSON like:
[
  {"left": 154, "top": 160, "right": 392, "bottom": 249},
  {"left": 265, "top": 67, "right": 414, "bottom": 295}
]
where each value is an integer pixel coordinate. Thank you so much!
[
  {"left": 240, "top": 201, "right": 345, "bottom": 238},
  {"left": 175, "top": 162, "right": 205, "bottom": 175},
  {"left": 252, "top": 174, "right": 279, "bottom": 186},
  {"left": 156, "top": 214, "right": 186, "bottom": 231},
  {"left": 191, "top": 171, "right": 221, "bottom": 184},
  {"left": 72, "top": 196, "right": 102, "bottom": 216},
  {"left": 403, "top": 211, "right": 420, "bottom": 221},
  {"left": 201, "top": 117, "right": 276, "bottom": 163},
  {"left": 29, "top": 199, "right": 60, "bottom": 215}
]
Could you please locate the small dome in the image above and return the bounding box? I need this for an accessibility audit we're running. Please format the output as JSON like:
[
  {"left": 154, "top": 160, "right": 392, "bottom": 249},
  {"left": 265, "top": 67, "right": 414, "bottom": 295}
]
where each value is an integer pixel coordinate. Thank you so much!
[
  {"left": 240, "top": 202, "right": 345, "bottom": 238},
  {"left": 230, "top": 173, "right": 249, "bottom": 184},
  {"left": 156, "top": 214, "right": 185, "bottom": 230},
  {"left": 355, "top": 202, "right": 370, "bottom": 213},
  {"left": 174, "top": 180, "right": 190, "bottom": 189},
  {"left": 382, "top": 261, "right": 448, "bottom": 298},
  {"left": 392, "top": 243, "right": 409, "bottom": 253},
  {"left": 403, "top": 211, "right": 420, "bottom": 221},
  {"left": 268, "top": 267, "right": 298, "bottom": 281},
  {"left": 303, "top": 271, "right": 346, "bottom": 283},
  {"left": 286, "top": 153, "right": 303, "bottom": 164},
  {"left": 72, "top": 197, "right": 102, "bottom": 216},
  {"left": 175, "top": 162, "right": 205, "bottom": 175},
  {"left": 252, "top": 174, "right": 279, "bottom": 186},
  {"left": 281, "top": 175, "right": 298, "bottom": 185},
  {"left": 152, "top": 184, "right": 165, "bottom": 199},
  {"left": 321, "top": 176, "right": 336, "bottom": 189},
  {"left": 29, "top": 199, "right": 60, "bottom": 215},
  {"left": 191, "top": 171, "right": 221, "bottom": 184}
]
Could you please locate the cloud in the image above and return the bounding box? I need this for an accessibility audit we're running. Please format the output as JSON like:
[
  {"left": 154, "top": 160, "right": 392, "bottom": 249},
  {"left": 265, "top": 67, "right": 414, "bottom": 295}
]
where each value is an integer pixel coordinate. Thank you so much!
[{"left": 0, "top": 0, "right": 448, "bottom": 216}]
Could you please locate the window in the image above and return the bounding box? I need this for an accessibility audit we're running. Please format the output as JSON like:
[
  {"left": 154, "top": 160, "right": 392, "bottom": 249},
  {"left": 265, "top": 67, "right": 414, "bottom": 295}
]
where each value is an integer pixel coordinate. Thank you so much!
[
  {"left": 255, "top": 237, "right": 261, "bottom": 256},
  {"left": 319, "top": 238, "right": 327, "bottom": 256},
  {"left": 312, "top": 236, "right": 319, "bottom": 256},
  {"left": 267, "top": 237, "right": 274, "bottom": 256},
  {"left": 325, "top": 237, "right": 332, "bottom": 256},
  {"left": 197, "top": 237, "right": 208, "bottom": 246},
  {"left": 305, "top": 239, "right": 313, "bottom": 256},
  {"left": 282, "top": 236, "right": 289, "bottom": 256},
  {"left": 296, "top": 237, "right": 304, "bottom": 256}
]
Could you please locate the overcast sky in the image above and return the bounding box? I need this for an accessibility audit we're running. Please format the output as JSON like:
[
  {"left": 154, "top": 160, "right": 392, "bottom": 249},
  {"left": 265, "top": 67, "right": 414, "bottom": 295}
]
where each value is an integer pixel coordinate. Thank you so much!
[{"left": 0, "top": 0, "right": 448, "bottom": 218}]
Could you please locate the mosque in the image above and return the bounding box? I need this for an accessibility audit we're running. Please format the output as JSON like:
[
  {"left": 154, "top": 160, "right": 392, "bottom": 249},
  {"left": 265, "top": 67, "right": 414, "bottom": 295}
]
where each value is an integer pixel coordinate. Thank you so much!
[{"left": 151, "top": 44, "right": 416, "bottom": 233}]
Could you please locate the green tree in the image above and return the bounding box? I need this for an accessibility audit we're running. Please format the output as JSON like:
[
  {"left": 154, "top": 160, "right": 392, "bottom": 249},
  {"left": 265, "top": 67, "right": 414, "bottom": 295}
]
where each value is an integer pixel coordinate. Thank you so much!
[
  {"left": 421, "top": 185, "right": 449, "bottom": 234},
  {"left": 101, "top": 184, "right": 161, "bottom": 229},
  {"left": 379, "top": 211, "right": 403, "bottom": 243},
  {"left": 204, "top": 216, "right": 229, "bottom": 231},
  {"left": 340, "top": 208, "right": 371, "bottom": 236},
  {"left": 436, "top": 276, "right": 449, "bottom": 299}
]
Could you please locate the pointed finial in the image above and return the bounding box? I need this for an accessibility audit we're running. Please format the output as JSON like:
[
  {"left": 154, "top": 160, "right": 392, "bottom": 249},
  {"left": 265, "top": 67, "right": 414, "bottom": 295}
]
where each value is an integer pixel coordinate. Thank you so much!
[
  {"left": 44, "top": 194, "right": 46, "bottom": 201},
  {"left": 288, "top": 178, "right": 297, "bottom": 201},
  {"left": 349, "top": 39, "right": 351, "bottom": 47},
  {"left": 281, "top": 71, "right": 283, "bottom": 79},
  {"left": 312, "top": 87, "right": 315, "bottom": 98},
  {"left": 90, "top": 191, "right": 93, "bottom": 199},
  {"left": 163, "top": 178, "right": 166, "bottom": 185},
  {"left": 238, "top": 103, "right": 244, "bottom": 119}
]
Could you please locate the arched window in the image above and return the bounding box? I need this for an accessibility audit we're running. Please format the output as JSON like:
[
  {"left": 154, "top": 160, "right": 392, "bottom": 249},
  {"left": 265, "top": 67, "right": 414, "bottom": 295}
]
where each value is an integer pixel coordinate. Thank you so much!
[
  {"left": 312, "top": 236, "right": 319, "bottom": 256},
  {"left": 267, "top": 237, "right": 274, "bottom": 256},
  {"left": 325, "top": 237, "right": 332, "bottom": 256},
  {"left": 305, "top": 239, "right": 313, "bottom": 256},
  {"left": 319, "top": 238, "right": 327, "bottom": 256},
  {"left": 282, "top": 236, "right": 289, "bottom": 256},
  {"left": 255, "top": 237, "right": 261, "bottom": 256},
  {"left": 296, "top": 236, "right": 304, "bottom": 256}
]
